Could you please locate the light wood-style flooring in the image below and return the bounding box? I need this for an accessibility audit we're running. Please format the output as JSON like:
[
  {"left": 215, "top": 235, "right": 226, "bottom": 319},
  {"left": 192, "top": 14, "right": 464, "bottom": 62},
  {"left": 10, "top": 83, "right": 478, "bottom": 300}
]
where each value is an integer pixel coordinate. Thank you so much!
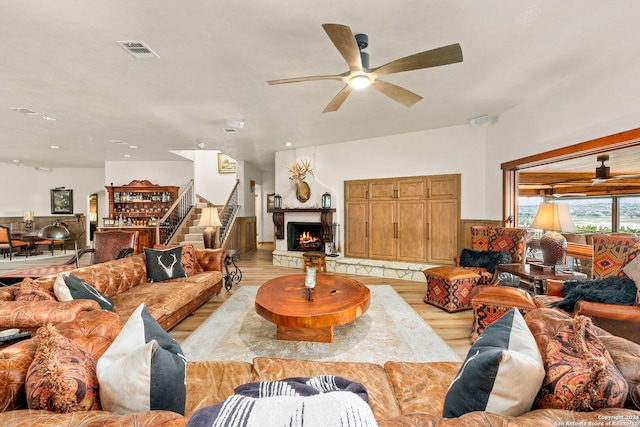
[{"left": 168, "top": 244, "right": 473, "bottom": 360}]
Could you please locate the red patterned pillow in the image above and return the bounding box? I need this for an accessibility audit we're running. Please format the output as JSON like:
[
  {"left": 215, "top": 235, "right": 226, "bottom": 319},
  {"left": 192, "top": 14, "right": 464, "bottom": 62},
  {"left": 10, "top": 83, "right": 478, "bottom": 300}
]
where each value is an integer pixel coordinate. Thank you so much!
[
  {"left": 25, "top": 324, "right": 101, "bottom": 412},
  {"left": 535, "top": 315, "right": 628, "bottom": 411},
  {"left": 153, "top": 243, "right": 201, "bottom": 276},
  {"left": 15, "top": 278, "right": 56, "bottom": 301}
]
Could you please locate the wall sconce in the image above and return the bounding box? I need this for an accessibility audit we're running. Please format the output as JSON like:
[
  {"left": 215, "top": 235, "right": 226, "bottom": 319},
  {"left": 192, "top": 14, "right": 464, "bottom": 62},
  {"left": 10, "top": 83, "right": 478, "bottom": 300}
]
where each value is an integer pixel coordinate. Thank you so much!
[
  {"left": 250, "top": 180, "right": 255, "bottom": 192},
  {"left": 274, "top": 194, "right": 282, "bottom": 209},
  {"left": 23, "top": 211, "right": 34, "bottom": 231},
  {"left": 322, "top": 192, "right": 332, "bottom": 209}
]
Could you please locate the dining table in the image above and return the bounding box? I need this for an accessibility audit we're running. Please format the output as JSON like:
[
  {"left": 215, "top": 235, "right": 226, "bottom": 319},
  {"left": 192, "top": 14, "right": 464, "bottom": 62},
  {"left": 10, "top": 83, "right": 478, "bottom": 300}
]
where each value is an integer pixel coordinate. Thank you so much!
[{"left": 10, "top": 231, "right": 43, "bottom": 257}]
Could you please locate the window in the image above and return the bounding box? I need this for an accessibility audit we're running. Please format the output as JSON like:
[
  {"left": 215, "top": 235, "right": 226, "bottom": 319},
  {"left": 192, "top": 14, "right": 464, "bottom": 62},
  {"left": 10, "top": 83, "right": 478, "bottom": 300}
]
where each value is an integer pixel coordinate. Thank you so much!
[
  {"left": 518, "top": 195, "right": 640, "bottom": 234},
  {"left": 619, "top": 196, "right": 640, "bottom": 234}
]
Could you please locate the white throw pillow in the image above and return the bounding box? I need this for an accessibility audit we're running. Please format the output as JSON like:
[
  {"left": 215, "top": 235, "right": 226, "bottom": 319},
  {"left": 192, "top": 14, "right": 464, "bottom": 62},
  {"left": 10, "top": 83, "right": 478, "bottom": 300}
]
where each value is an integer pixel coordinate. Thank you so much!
[
  {"left": 443, "top": 309, "right": 545, "bottom": 417},
  {"left": 96, "top": 303, "right": 186, "bottom": 415},
  {"left": 623, "top": 255, "right": 640, "bottom": 304}
]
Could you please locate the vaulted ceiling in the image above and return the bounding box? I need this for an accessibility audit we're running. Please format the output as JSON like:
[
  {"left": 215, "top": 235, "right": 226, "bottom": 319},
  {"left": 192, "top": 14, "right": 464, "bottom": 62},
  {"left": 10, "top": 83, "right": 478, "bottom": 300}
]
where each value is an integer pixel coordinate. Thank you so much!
[{"left": 2, "top": 1, "right": 640, "bottom": 173}]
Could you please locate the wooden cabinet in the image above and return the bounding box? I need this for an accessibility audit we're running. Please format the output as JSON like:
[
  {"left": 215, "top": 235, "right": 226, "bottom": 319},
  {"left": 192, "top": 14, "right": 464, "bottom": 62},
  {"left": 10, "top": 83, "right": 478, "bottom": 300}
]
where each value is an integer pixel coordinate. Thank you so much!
[
  {"left": 344, "top": 174, "right": 459, "bottom": 264},
  {"left": 105, "top": 180, "right": 179, "bottom": 226}
]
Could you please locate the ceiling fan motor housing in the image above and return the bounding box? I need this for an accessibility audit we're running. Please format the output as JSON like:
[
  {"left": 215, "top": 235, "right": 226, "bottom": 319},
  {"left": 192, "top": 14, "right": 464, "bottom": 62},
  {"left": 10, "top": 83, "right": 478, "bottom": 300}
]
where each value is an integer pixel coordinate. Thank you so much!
[{"left": 596, "top": 154, "right": 610, "bottom": 179}]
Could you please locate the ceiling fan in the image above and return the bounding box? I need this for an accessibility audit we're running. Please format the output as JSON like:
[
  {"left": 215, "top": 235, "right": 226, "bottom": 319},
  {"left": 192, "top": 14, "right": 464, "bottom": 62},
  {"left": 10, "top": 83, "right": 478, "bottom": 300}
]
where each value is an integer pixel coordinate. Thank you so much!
[
  {"left": 591, "top": 154, "right": 640, "bottom": 184},
  {"left": 267, "top": 23, "right": 463, "bottom": 113}
]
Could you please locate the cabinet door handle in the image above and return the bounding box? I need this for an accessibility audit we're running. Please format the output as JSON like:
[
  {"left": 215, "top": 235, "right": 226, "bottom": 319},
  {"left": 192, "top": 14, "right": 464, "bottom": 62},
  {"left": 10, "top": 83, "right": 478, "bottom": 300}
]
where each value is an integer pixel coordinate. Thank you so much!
[
  {"left": 394, "top": 222, "right": 398, "bottom": 239},
  {"left": 426, "top": 223, "right": 430, "bottom": 240},
  {"left": 365, "top": 222, "right": 368, "bottom": 238}
]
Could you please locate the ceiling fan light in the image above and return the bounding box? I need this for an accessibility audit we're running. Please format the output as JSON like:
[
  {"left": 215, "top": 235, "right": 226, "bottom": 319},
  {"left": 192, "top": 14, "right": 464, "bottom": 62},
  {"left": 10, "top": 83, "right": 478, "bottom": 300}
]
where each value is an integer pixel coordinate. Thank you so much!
[{"left": 349, "top": 75, "right": 370, "bottom": 89}]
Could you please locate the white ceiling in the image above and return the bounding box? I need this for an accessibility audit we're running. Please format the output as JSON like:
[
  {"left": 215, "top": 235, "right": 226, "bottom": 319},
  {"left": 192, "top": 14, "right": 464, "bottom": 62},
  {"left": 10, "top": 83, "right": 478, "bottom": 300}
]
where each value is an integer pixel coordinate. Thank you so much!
[{"left": 2, "top": 1, "right": 640, "bottom": 172}]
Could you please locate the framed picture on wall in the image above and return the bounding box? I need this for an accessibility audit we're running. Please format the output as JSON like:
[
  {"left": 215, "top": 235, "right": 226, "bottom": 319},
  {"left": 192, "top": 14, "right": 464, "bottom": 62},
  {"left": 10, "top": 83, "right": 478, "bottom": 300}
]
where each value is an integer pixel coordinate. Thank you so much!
[
  {"left": 218, "top": 153, "right": 237, "bottom": 173},
  {"left": 51, "top": 188, "right": 73, "bottom": 214},
  {"left": 266, "top": 193, "right": 276, "bottom": 212}
]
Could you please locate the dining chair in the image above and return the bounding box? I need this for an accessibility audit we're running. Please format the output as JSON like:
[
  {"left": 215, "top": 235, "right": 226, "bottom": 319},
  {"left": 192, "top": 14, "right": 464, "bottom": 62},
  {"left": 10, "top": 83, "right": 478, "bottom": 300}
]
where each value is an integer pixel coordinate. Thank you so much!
[{"left": 0, "top": 225, "right": 29, "bottom": 260}]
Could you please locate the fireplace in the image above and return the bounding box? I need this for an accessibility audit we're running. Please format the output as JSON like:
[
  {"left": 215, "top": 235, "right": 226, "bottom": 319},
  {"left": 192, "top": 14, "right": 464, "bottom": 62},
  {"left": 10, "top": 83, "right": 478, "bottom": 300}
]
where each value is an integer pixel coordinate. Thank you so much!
[{"left": 287, "top": 222, "right": 324, "bottom": 252}]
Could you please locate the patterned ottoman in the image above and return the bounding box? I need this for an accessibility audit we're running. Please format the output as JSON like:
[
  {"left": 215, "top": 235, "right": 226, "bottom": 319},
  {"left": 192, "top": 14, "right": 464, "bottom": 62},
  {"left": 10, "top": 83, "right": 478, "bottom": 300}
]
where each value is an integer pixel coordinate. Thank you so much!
[
  {"left": 423, "top": 266, "right": 481, "bottom": 313},
  {"left": 470, "top": 285, "right": 536, "bottom": 341}
]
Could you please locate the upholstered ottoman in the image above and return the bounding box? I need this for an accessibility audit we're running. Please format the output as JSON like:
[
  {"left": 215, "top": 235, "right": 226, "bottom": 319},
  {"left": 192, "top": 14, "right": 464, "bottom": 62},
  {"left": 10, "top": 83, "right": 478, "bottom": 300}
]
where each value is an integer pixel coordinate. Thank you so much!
[
  {"left": 470, "top": 285, "right": 536, "bottom": 341},
  {"left": 423, "top": 266, "right": 481, "bottom": 313}
]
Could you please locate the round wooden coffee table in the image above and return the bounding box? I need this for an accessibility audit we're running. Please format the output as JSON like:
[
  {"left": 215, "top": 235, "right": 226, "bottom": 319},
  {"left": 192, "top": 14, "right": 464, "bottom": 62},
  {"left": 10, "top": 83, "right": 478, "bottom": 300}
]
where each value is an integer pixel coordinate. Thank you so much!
[{"left": 255, "top": 274, "right": 370, "bottom": 343}]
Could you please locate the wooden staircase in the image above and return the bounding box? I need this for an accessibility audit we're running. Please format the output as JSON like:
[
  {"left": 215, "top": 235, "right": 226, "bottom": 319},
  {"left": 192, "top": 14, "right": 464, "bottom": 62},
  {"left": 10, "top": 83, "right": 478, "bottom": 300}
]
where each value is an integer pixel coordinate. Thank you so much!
[{"left": 173, "top": 197, "right": 209, "bottom": 248}]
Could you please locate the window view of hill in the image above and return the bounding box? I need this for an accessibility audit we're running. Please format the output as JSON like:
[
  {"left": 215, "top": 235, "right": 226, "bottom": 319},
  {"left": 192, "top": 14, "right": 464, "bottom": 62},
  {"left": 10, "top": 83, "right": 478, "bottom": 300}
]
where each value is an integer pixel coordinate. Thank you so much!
[{"left": 518, "top": 196, "right": 640, "bottom": 234}]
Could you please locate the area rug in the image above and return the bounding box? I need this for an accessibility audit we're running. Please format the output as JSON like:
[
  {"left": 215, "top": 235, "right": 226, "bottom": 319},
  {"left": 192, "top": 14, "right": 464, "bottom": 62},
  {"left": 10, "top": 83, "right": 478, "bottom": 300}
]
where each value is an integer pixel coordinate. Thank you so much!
[{"left": 181, "top": 285, "right": 461, "bottom": 364}]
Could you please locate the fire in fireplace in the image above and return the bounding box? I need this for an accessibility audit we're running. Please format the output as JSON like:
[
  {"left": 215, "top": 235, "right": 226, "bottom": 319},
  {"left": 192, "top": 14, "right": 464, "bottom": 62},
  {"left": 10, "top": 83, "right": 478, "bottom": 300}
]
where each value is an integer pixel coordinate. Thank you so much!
[{"left": 287, "top": 222, "right": 324, "bottom": 251}]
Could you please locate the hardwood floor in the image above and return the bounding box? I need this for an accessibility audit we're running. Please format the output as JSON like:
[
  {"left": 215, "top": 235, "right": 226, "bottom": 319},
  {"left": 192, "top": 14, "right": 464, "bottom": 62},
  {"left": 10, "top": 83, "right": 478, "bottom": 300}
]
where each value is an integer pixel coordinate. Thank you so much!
[{"left": 169, "top": 243, "right": 474, "bottom": 360}]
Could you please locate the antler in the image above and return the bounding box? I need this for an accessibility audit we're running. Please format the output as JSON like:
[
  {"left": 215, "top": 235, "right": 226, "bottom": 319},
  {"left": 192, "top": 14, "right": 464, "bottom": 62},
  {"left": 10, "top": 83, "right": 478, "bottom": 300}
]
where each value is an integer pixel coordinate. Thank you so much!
[{"left": 284, "top": 159, "right": 314, "bottom": 179}]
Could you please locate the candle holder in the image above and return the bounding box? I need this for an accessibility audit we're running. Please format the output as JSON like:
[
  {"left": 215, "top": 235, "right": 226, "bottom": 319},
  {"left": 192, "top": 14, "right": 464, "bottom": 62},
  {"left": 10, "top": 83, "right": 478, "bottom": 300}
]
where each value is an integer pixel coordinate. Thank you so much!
[{"left": 305, "top": 267, "right": 316, "bottom": 301}]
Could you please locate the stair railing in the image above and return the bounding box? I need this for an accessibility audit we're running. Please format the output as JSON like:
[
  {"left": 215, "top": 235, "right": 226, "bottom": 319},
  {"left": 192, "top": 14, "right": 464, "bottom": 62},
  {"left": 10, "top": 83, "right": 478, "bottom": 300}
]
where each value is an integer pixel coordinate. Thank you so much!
[
  {"left": 155, "top": 180, "right": 194, "bottom": 245},
  {"left": 218, "top": 180, "right": 240, "bottom": 248}
]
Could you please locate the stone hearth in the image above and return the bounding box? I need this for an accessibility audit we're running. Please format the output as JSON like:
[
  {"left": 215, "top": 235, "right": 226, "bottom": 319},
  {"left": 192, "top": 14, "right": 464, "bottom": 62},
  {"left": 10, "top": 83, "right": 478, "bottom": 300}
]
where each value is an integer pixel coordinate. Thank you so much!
[{"left": 272, "top": 250, "right": 438, "bottom": 282}]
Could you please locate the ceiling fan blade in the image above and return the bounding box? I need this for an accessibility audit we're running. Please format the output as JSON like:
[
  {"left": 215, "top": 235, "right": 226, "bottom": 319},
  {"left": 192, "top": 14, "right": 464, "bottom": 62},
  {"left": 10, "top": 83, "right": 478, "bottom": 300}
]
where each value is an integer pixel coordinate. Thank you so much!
[
  {"left": 592, "top": 173, "right": 640, "bottom": 185},
  {"left": 370, "top": 43, "right": 463, "bottom": 78},
  {"left": 371, "top": 80, "right": 423, "bottom": 107},
  {"left": 323, "top": 85, "right": 353, "bottom": 113},
  {"left": 322, "top": 23, "right": 363, "bottom": 73},
  {"left": 267, "top": 74, "right": 345, "bottom": 85}
]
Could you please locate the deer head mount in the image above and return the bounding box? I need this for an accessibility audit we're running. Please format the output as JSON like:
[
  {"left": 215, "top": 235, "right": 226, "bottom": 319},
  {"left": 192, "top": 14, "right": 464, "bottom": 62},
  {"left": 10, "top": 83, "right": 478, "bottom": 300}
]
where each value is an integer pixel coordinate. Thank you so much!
[{"left": 285, "top": 159, "right": 314, "bottom": 202}]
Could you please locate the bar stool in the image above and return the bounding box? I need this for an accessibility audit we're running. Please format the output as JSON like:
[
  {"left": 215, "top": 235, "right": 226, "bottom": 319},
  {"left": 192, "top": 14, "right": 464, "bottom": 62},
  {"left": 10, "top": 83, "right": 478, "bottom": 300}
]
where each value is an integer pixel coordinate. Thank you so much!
[{"left": 302, "top": 251, "right": 327, "bottom": 272}]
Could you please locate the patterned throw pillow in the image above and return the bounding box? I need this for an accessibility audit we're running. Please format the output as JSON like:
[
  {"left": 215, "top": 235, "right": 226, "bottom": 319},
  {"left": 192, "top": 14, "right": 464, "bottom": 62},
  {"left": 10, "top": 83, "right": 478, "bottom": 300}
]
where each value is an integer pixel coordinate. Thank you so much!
[
  {"left": 153, "top": 243, "right": 202, "bottom": 276},
  {"left": 15, "top": 278, "right": 56, "bottom": 301},
  {"left": 443, "top": 309, "right": 545, "bottom": 417},
  {"left": 535, "top": 315, "right": 628, "bottom": 411},
  {"left": 96, "top": 303, "right": 186, "bottom": 415},
  {"left": 144, "top": 246, "right": 187, "bottom": 282},
  {"left": 25, "top": 324, "right": 100, "bottom": 412}
]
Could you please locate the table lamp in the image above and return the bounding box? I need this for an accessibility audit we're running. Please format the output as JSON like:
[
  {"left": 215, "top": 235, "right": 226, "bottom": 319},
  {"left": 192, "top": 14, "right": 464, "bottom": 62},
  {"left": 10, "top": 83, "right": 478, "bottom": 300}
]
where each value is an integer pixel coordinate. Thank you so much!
[
  {"left": 23, "top": 211, "right": 34, "bottom": 232},
  {"left": 198, "top": 207, "right": 222, "bottom": 249},
  {"left": 530, "top": 202, "right": 576, "bottom": 266}
]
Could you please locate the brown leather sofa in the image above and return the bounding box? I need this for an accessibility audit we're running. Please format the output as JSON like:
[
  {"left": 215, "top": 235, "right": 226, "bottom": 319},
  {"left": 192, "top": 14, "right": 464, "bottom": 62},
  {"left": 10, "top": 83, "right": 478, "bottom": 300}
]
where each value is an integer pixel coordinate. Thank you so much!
[
  {"left": 0, "top": 247, "right": 225, "bottom": 331},
  {"left": 1, "top": 308, "right": 639, "bottom": 426}
]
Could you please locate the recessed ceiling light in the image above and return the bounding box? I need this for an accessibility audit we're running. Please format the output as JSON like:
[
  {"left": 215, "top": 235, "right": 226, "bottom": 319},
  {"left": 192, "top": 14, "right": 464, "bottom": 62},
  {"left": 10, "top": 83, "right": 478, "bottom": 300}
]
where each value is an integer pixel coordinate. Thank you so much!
[
  {"left": 42, "top": 115, "right": 56, "bottom": 121},
  {"left": 285, "top": 142, "right": 293, "bottom": 147},
  {"left": 50, "top": 145, "right": 59, "bottom": 149},
  {"left": 129, "top": 145, "right": 138, "bottom": 149},
  {"left": 109, "top": 140, "right": 128, "bottom": 145},
  {"left": 36, "top": 167, "right": 52, "bottom": 172},
  {"left": 123, "top": 154, "right": 131, "bottom": 158},
  {"left": 12, "top": 159, "right": 20, "bottom": 163}
]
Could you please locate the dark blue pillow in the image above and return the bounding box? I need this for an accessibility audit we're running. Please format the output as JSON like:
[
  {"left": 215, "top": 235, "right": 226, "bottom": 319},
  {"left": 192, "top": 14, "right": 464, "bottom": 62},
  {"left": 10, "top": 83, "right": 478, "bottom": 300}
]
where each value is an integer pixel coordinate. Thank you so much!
[{"left": 459, "top": 249, "right": 512, "bottom": 273}]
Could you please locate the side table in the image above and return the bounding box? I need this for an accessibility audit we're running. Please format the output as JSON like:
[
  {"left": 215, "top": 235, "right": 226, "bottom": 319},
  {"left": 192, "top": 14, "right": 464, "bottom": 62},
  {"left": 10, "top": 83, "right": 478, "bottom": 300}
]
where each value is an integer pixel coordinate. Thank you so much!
[
  {"left": 224, "top": 249, "right": 242, "bottom": 291},
  {"left": 493, "top": 263, "right": 586, "bottom": 295}
]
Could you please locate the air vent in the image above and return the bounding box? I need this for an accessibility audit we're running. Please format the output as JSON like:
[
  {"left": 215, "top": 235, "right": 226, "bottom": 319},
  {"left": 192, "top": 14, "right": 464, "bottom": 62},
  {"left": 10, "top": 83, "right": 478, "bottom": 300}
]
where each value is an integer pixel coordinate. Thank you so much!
[
  {"left": 116, "top": 41, "right": 160, "bottom": 59},
  {"left": 223, "top": 128, "right": 238, "bottom": 134}
]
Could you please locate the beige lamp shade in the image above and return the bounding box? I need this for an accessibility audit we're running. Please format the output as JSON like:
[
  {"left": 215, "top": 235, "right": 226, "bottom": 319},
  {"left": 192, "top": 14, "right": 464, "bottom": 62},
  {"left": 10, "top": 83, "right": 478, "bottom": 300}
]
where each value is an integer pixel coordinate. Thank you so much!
[
  {"left": 198, "top": 207, "right": 222, "bottom": 227},
  {"left": 198, "top": 207, "right": 222, "bottom": 249},
  {"left": 530, "top": 202, "right": 576, "bottom": 265},
  {"left": 530, "top": 202, "right": 576, "bottom": 233}
]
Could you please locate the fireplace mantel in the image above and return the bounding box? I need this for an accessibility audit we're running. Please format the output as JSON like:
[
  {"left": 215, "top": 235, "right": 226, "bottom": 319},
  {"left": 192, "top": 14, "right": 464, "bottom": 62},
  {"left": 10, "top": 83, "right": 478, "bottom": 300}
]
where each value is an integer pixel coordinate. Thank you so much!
[{"left": 272, "top": 208, "right": 335, "bottom": 242}]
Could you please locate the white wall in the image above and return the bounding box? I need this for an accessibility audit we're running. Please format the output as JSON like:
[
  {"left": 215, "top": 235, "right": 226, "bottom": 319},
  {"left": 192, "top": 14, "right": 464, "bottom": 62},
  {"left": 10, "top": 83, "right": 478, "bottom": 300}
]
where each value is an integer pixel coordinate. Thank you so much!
[
  {"left": 190, "top": 151, "right": 238, "bottom": 205},
  {"left": 0, "top": 164, "right": 104, "bottom": 219},
  {"left": 105, "top": 160, "right": 194, "bottom": 190},
  {"left": 485, "top": 42, "right": 640, "bottom": 219},
  {"left": 274, "top": 124, "right": 488, "bottom": 251}
]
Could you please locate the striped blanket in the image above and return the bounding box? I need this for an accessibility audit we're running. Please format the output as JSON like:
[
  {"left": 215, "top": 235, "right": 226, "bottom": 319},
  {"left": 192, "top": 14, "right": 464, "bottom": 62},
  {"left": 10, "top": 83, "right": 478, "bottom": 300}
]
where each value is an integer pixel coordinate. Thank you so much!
[{"left": 187, "top": 375, "right": 378, "bottom": 427}]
